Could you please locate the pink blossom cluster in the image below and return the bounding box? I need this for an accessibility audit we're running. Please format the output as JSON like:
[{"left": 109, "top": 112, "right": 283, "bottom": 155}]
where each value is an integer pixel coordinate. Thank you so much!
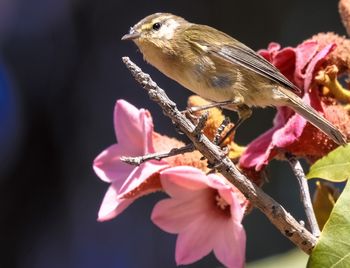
[{"left": 93, "top": 100, "right": 247, "bottom": 268}]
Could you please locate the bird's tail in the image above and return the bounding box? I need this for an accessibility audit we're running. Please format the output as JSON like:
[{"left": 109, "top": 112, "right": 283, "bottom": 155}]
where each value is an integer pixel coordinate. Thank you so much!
[{"left": 279, "top": 87, "right": 347, "bottom": 146}]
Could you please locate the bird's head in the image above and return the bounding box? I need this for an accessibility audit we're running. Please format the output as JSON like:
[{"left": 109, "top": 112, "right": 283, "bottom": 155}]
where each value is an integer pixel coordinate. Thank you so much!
[{"left": 122, "top": 13, "right": 188, "bottom": 50}]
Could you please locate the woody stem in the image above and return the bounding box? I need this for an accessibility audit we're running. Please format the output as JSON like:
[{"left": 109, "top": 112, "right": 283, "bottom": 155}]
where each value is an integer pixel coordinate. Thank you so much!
[
  {"left": 120, "top": 144, "right": 195, "bottom": 165},
  {"left": 285, "top": 153, "right": 321, "bottom": 237}
]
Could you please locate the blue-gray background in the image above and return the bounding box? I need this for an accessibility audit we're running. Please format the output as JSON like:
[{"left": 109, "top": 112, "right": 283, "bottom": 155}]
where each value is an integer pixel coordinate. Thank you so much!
[{"left": 0, "top": 0, "right": 345, "bottom": 267}]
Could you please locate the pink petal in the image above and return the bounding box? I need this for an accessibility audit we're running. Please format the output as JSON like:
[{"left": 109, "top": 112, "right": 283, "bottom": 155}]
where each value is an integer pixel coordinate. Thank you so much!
[
  {"left": 240, "top": 111, "right": 306, "bottom": 171},
  {"left": 157, "top": 171, "right": 230, "bottom": 221},
  {"left": 98, "top": 161, "right": 166, "bottom": 222},
  {"left": 205, "top": 174, "right": 242, "bottom": 197},
  {"left": 152, "top": 169, "right": 247, "bottom": 267},
  {"left": 239, "top": 102, "right": 297, "bottom": 170},
  {"left": 213, "top": 221, "right": 246, "bottom": 268},
  {"left": 271, "top": 47, "right": 296, "bottom": 83},
  {"left": 118, "top": 160, "right": 168, "bottom": 196},
  {"left": 239, "top": 127, "right": 278, "bottom": 170},
  {"left": 153, "top": 170, "right": 237, "bottom": 231},
  {"left": 174, "top": 215, "right": 221, "bottom": 265},
  {"left": 273, "top": 106, "right": 295, "bottom": 126},
  {"left": 267, "top": 42, "right": 281, "bottom": 52},
  {"left": 94, "top": 100, "right": 159, "bottom": 183},
  {"left": 151, "top": 189, "right": 211, "bottom": 233},
  {"left": 295, "top": 41, "right": 318, "bottom": 71},
  {"left": 218, "top": 188, "right": 245, "bottom": 223},
  {"left": 258, "top": 43, "right": 296, "bottom": 83},
  {"left": 303, "top": 43, "right": 336, "bottom": 90},
  {"left": 272, "top": 113, "right": 306, "bottom": 147},
  {"left": 94, "top": 100, "right": 170, "bottom": 221},
  {"left": 160, "top": 166, "right": 211, "bottom": 194},
  {"left": 258, "top": 42, "right": 281, "bottom": 61},
  {"left": 273, "top": 89, "right": 323, "bottom": 147},
  {"left": 93, "top": 144, "right": 134, "bottom": 184},
  {"left": 114, "top": 100, "right": 155, "bottom": 155},
  {"left": 97, "top": 184, "right": 134, "bottom": 221},
  {"left": 294, "top": 41, "right": 319, "bottom": 87}
]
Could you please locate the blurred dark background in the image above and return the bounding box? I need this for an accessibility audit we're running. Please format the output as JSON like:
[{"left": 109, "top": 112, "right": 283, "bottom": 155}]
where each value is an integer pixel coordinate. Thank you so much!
[{"left": 0, "top": 0, "right": 346, "bottom": 267}]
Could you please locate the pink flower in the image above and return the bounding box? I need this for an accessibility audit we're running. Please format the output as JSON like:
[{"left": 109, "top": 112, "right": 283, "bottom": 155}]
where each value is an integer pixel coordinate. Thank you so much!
[
  {"left": 240, "top": 41, "right": 338, "bottom": 171},
  {"left": 93, "top": 100, "right": 169, "bottom": 221},
  {"left": 94, "top": 100, "right": 248, "bottom": 266},
  {"left": 151, "top": 166, "right": 247, "bottom": 268}
]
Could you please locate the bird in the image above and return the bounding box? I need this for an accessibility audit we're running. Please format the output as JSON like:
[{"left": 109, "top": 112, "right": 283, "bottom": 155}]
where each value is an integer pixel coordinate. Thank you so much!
[{"left": 121, "top": 12, "right": 347, "bottom": 146}]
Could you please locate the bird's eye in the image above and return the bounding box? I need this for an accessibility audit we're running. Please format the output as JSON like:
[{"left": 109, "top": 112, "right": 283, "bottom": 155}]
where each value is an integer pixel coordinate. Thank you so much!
[{"left": 152, "top": 22, "right": 161, "bottom": 31}]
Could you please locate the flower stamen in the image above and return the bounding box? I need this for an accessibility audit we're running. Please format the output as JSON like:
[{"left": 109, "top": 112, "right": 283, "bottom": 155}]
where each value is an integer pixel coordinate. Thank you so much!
[
  {"left": 215, "top": 194, "right": 229, "bottom": 210},
  {"left": 315, "top": 65, "right": 350, "bottom": 103},
  {"left": 122, "top": 172, "right": 162, "bottom": 199}
]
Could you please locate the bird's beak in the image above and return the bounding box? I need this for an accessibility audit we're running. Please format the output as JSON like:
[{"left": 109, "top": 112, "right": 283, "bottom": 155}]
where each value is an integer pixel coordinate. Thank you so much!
[{"left": 121, "top": 27, "right": 140, "bottom": 41}]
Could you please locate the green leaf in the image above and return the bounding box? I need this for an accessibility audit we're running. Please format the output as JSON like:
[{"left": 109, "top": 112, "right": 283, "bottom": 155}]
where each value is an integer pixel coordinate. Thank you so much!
[
  {"left": 307, "top": 144, "right": 350, "bottom": 182},
  {"left": 312, "top": 181, "right": 340, "bottom": 230},
  {"left": 307, "top": 180, "right": 350, "bottom": 268},
  {"left": 247, "top": 249, "right": 308, "bottom": 268}
]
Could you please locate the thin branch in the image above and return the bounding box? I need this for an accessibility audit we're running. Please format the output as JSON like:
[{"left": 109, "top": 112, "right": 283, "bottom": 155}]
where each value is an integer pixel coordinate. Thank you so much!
[
  {"left": 120, "top": 144, "right": 195, "bottom": 165},
  {"left": 122, "top": 56, "right": 317, "bottom": 254},
  {"left": 285, "top": 153, "right": 321, "bottom": 238}
]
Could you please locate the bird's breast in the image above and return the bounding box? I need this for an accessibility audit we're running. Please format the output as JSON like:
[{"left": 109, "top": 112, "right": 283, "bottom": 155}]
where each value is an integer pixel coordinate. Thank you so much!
[{"left": 177, "top": 60, "right": 249, "bottom": 104}]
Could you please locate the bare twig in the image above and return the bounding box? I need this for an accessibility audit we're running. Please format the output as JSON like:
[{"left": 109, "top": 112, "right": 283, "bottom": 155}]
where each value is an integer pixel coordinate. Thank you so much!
[
  {"left": 122, "top": 56, "right": 317, "bottom": 254},
  {"left": 120, "top": 144, "right": 195, "bottom": 165},
  {"left": 285, "top": 153, "right": 321, "bottom": 238}
]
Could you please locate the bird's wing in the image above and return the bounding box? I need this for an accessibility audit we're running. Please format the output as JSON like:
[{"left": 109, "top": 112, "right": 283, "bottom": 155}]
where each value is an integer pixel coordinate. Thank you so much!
[{"left": 185, "top": 25, "right": 301, "bottom": 94}]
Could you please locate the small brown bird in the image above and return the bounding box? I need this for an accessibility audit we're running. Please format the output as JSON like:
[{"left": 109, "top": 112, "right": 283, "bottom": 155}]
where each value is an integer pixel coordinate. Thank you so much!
[{"left": 122, "top": 12, "right": 347, "bottom": 145}]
